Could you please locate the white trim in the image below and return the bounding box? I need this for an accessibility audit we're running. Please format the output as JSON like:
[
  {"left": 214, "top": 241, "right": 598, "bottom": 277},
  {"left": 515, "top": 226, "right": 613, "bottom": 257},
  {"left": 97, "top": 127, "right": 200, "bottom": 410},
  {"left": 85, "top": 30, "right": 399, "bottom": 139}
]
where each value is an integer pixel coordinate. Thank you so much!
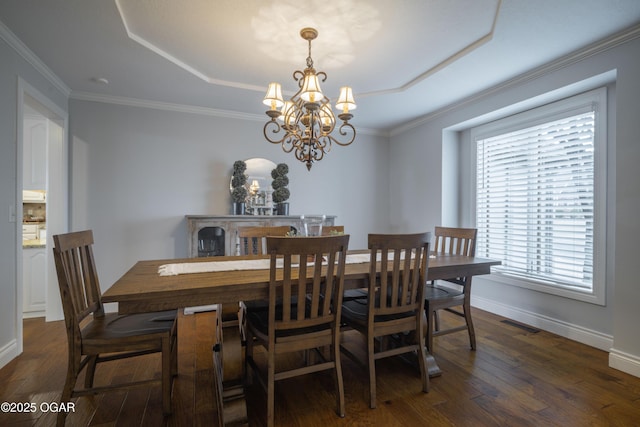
[
  {"left": 69, "top": 91, "right": 387, "bottom": 137},
  {"left": 17, "top": 78, "right": 69, "bottom": 331},
  {"left": 481, "top": 273, "right": 604, "bottom": 305},
  {"left": 472, "top": 295, "right": 613, "bottom": 352},
  {"left": 18, "top": 79, "right": 67, "bottom": 130},
  {"left": 0, "top": 20, "right": 71, "bottom": 97},
  {"left": 358, "top": 0, "right": 501, "bottom": 98},
  {"left": 391, "top": 23, "right": 640, "bottom": 136},
  {"left": 71, "top": 91, "right": 265, "bottom": 121},
  {"left": 609, "top": 349, "right": 640, "bottom": 378},
  {"left": 469, "top": 88, "right": 607, "bottom": 305},
  {"left": 0, "top": 339, "right": 19, "bottom": 370}
]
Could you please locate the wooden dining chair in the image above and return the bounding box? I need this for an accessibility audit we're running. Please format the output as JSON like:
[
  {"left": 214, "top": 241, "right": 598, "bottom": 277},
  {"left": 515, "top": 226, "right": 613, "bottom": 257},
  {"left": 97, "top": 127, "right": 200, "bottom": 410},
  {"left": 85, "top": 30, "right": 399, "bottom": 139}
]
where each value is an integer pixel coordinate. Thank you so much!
[
  {"left": 322, "top": 225, "right": 345, "bottom": 235},
  {"left": 340, "top": 232, "right": 430, "bottom": 408},
  {"left": 52, "top": 230, "right": 178, "bottom": 426},
  {"left": 237, "top": 225, "right": 291, "bottom": 255},
  {"left": 245, "top": 234, "right": 350, "bottom": 427},
  {"left": 237, "top": 225, "right": 293, "bottom": 330},
  {"left": 425, "top": 226, "right": 478, "bottom": 353}
]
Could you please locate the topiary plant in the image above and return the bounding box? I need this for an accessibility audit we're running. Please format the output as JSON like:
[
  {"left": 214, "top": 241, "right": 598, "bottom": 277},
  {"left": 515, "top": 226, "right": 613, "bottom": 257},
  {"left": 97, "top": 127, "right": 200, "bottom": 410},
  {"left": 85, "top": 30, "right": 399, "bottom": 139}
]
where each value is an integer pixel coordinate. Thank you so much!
[
  {"left": 231, "top": 160, "right": 248, "bottom": 203},
  {"left": 271, "top": 163, "right": 290, "bottom": 204}
]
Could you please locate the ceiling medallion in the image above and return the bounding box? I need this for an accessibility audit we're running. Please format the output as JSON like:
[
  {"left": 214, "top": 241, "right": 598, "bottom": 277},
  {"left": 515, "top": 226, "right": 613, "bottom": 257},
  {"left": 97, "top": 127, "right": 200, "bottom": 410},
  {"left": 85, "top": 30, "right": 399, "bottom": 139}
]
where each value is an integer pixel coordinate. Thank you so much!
[{"left": 262, "top": 28, "right": 356, "bottom": 170}]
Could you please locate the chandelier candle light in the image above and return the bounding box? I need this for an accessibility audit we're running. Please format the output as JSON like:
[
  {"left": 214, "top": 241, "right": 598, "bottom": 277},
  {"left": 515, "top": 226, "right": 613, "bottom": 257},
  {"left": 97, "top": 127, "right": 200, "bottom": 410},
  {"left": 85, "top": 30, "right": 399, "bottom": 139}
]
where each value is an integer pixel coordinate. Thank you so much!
[{"left": 262, "top": 27, "right": 357, "bottom": 170}]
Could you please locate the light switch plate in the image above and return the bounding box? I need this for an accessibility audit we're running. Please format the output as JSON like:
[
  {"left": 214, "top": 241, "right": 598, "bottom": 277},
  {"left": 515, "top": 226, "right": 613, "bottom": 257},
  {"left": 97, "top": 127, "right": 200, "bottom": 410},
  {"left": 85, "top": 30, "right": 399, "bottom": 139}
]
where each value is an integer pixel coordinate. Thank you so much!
[{"left": 9, "top": 204, "right": 16, "bottom": 223}]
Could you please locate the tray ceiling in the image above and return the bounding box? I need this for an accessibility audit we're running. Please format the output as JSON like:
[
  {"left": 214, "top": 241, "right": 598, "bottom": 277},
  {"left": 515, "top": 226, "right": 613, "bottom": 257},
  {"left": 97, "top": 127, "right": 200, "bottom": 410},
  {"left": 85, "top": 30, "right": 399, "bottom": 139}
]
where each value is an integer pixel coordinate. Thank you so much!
[{"left": 1, "top": 0, "right": 639, "bottom": 131}]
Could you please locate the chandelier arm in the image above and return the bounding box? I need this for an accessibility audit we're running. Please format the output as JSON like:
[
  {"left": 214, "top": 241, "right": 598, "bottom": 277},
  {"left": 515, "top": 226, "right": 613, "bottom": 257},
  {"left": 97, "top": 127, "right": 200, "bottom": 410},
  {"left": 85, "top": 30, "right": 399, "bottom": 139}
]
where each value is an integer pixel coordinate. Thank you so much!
[
  {"left": 316, "top": 71, "right": 327, "bottom": 82},
  {"left": 263, "top": 120, "right": 287, "bottom": 144},
  {"left": 280, "top": 136, "right": 298, "bottom": 154},
  {"left": 293, "top": 70, "right": 305, "bottom": 85},
  {"left": 314, "top": 134, "right": 330, "bottom": 152},
  {"left": 331, "top": 122, "right": 356, "bottom": 146},
  {"left": 293, "top": 140, "right": 325, "bottom": 171}
]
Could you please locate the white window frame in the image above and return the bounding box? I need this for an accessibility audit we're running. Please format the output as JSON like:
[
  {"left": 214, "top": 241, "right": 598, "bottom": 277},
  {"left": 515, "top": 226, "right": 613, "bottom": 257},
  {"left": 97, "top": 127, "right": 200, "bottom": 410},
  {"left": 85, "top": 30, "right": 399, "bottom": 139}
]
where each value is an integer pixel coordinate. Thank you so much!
[{"left": 470, "top": 88, "right": 607, "bottom": 305}]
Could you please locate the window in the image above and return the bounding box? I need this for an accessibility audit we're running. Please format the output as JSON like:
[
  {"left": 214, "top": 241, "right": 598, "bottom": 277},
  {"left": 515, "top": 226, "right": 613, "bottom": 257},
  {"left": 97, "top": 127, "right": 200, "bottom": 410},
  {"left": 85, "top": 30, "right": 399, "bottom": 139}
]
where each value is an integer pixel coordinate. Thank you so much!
[{"left": 472, "top": 88, "right": 606, "bottom": 304}]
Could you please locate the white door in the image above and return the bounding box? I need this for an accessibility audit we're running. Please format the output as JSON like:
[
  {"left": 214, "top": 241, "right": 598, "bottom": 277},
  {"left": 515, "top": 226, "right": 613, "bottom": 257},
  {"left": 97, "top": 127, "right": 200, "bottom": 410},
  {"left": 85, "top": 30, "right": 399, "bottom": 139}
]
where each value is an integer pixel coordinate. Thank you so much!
[
  {"left": 23, "top": 117, "right": 48, "bottom": 190},
  {"left": 23, "top": 248, "right": 46, "bottom": 316}
]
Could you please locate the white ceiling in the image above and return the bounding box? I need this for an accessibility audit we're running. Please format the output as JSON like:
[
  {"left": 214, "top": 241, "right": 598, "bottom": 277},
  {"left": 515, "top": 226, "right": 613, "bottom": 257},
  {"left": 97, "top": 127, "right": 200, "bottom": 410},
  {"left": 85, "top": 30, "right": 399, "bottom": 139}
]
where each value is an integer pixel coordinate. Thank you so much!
[{"left": 1, "top": 0, "right": 640, "bottom": 132}]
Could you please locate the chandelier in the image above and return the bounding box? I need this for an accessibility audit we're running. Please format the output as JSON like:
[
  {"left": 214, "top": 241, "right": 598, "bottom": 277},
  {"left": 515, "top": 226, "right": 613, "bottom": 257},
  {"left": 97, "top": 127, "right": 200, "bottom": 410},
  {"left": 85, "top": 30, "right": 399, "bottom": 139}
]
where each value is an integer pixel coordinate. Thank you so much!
[{"left": 262, "top": 28, "right": 356, "bottom": 171}]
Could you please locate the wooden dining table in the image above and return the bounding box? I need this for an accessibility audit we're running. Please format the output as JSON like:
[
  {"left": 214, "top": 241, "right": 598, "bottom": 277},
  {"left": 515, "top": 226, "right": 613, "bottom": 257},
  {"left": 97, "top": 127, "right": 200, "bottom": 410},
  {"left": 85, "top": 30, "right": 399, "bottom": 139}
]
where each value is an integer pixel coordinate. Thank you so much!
[{"left": 102, "top": 251, "right": 500, "bottom": 424}]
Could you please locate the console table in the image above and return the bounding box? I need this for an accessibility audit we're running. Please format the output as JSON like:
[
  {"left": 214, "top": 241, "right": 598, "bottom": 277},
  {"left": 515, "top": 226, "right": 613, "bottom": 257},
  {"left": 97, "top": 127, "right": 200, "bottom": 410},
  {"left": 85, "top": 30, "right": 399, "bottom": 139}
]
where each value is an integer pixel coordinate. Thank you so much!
[{"left": 186, "top": 215, "right": 336, "bottom": 258}]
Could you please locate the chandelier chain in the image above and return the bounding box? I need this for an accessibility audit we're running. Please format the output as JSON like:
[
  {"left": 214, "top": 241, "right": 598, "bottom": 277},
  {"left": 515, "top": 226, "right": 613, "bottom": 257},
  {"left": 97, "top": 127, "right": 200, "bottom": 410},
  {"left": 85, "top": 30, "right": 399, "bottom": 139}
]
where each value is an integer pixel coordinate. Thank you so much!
[{"left": 306, "top": 39, "right": 313, "bottom": 69}]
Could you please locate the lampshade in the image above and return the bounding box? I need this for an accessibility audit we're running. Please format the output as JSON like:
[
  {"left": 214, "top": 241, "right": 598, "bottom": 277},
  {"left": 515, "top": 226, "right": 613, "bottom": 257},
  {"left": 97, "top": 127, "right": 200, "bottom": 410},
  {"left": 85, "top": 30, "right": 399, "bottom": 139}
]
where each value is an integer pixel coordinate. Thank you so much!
[
  {"left": 300, "top": 71, "right": 323, "bottom": 103},
  {"left": 263, "top": 82, "right": 284, "bottom": 110},
  {"left": 278, "top": 101, "right": 297, "bottom": 126},
  {"left": 336, "top": 86, "right": 357, "bottom": 113},
  {"left": 320, "top": 104, "right": 333, "bottom": 130}
]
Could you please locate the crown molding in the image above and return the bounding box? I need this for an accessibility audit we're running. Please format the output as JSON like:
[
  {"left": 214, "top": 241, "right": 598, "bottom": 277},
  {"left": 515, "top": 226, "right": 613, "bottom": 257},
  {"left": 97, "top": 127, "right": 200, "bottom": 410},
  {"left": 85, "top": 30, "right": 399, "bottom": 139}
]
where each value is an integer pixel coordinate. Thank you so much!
[
  {"left": 70, "top": 91, "right": 264, "bottom": 121},
  {"left": 0, "top": 19, "right": 71, "bottom": 97},
  {"left": 390, "top": 23, "right": 640, "bottom": 137},
  {"left": 70, "top": 91, "right": 387, "bottom": 137}
]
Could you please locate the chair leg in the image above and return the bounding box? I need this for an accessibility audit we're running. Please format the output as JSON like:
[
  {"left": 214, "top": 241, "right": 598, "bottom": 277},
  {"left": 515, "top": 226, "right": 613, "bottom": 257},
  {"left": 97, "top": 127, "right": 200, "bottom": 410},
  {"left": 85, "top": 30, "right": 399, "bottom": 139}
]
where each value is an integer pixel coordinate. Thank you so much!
[
  {"left": 244, "top": 327, "right": 254, "bottom": 385},
  {"left": 267, "top": 350, "right": 276, "bottom": 427},
  {"left": 332, "top": 339, "right": 345, "bottom": 418},
  {"left": 417, "top": 315, "right": 429, "bottom": 393},
  {"left": 171, "top": 332, "right": 178, "bottom": 377},
  {"left": 162, "top": 336, "right": 172, "bottom": 415},
  {"left": 84, "top": 355, "right": 98, "bottom": 388},
  {"left": 57, "top": 360, "right": 78, "bottom": 427},
  {"left": 463, "top": 303, "right": 477, "bottom": 350},
  {"left": 434, "top": 310, "right": 441, "bottom": 332},
  {"left": 426, "top": 307, "right": 435, "bottom": 355},
  {"left": 367, "top": 334, "right": 377, "bottom": 409}
]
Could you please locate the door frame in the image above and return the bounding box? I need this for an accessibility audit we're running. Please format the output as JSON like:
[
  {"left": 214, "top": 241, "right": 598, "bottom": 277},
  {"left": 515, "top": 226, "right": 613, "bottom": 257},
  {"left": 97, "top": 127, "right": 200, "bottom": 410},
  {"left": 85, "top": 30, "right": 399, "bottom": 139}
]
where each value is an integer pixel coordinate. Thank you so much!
[{"left": 16, "top": 78, "right": 68, "bottom": 353}]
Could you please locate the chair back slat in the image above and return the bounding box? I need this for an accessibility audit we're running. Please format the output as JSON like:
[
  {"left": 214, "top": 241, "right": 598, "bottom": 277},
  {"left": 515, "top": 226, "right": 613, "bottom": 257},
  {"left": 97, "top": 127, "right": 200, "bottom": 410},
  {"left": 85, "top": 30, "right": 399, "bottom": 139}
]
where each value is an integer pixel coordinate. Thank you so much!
[
  {"left": 53, "top": 230, "right": 104, "bottom": 329},
  {"left": 368, "top": 233, "right": 430, "bottom": 317},
  {"left": 434, "top": 226, "right": 477, "bottom": 256},
  {"left": 267, "top": 235, "right": 349, "bottom": 333},
  {"left": 321, "top": 225, "right": 345, "bottom": 236},
  {"left": 237, "top": 226, "right": 291, "bottom": 255}
]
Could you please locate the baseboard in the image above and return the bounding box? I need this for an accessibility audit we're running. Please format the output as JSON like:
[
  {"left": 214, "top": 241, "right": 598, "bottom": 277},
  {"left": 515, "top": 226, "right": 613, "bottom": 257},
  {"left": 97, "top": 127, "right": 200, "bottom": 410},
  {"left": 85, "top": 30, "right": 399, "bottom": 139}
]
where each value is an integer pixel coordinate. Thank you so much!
[
  {"left": 0, "top": 338, "right": 19, "bottom": 370},
  {"left": 609, "top": 348, "right": 640, "bottom": 378},
  {"left": 23, "top": 311, "right": 45, "bottom": 319},
  {"left": 472, "top": 296, "right": 613, "bottom": 351}
]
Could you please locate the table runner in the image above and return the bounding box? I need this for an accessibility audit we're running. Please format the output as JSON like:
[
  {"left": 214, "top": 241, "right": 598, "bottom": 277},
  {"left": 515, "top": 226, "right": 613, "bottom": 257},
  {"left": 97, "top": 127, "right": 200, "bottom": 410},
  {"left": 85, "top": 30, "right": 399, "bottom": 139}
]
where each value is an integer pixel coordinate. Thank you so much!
[{"left": 158, "top": 253, "right": 373, "bottom": 276}]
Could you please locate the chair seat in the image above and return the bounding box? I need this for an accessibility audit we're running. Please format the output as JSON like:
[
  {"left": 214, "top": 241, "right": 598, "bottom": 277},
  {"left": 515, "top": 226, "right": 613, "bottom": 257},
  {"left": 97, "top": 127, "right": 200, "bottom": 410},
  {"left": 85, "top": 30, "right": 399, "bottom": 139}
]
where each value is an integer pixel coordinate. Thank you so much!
[
  {"left": 243, "top": 299, "right": 269, "bottom": 311},
  {"left": 424, "top": 284, "right": 464, "bottom": 300},
  {"left": 341, "top": 298, "right": 416, "bottom": 326},
  {"left": 246, "top": 304, "right": 330, "bottom": 338},
  {"left": 243, "top": 297, "right": 300, "bottom": 313},
  {"left": 343, "top": 288, "right": 368, "bottom": 301},
  {"left": 82, "top": 310, "right": 177, "bottom": 345}
]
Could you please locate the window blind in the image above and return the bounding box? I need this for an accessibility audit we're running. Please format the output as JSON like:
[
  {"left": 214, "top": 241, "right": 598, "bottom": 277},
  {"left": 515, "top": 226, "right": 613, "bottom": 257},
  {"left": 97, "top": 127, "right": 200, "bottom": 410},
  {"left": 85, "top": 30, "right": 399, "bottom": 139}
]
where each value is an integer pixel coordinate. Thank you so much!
[{"left": 476, "top": 111, "right": 595, "bottom": 290}]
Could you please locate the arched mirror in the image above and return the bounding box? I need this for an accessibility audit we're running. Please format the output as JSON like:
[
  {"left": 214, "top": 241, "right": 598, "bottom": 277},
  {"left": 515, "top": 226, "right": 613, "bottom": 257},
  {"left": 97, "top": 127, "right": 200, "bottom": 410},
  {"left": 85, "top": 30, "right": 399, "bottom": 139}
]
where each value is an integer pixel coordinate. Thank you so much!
[{"left": 229, "top": 158, "right": 276, "bottom": 215}]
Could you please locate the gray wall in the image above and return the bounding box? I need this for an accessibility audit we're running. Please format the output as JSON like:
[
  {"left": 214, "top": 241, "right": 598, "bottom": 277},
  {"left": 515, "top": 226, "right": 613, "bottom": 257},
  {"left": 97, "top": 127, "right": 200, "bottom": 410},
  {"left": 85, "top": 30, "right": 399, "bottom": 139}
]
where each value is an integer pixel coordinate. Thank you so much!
[
  {"left": 389, "top": 35, "right": 640, "bottom": 370},
  {"left": 69, "top": 101, "right": 390, "bottom": 290}
]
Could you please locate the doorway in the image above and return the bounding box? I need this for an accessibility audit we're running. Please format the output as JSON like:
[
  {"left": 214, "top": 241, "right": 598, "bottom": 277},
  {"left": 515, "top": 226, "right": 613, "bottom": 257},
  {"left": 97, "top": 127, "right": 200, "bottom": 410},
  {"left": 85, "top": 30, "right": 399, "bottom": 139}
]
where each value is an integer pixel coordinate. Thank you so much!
[{"left": 16, "top": 79, "right": 68, "bottom": 354}]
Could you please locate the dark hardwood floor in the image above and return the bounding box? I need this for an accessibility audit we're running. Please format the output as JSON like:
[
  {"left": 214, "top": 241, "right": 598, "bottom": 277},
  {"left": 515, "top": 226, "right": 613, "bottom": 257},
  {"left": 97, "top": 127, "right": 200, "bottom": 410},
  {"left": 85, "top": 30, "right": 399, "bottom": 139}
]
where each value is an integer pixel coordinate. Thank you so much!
[{"left": 1, "top": 308, "right": 639, "bottom": 426}]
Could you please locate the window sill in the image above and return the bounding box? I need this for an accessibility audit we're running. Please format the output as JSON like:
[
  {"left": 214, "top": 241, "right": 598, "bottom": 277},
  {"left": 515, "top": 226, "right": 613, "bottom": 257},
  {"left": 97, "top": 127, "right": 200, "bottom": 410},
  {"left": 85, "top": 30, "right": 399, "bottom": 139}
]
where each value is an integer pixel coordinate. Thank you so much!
[{"left": 480, "top": 271, "right": 605, "bottom": 306}]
